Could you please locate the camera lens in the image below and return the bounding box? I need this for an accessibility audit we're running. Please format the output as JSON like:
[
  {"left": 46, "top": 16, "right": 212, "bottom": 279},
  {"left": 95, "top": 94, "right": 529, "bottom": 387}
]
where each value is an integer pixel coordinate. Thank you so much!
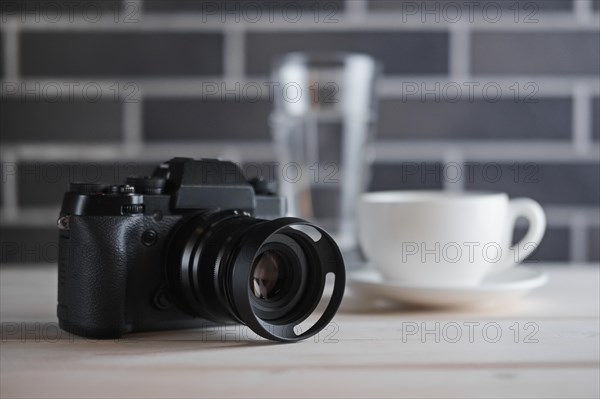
[
  {"left": 167, "top": 211, "right": 345, "bottom": 342},
  {"left": 251, "top": 251, "right": 285, "bottom": 300}
]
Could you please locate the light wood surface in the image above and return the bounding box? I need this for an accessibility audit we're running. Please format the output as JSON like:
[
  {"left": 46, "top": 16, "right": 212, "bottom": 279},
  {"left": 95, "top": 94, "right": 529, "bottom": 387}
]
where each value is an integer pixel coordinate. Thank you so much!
[{"left": 1, "top": 264, "right": 599, "bottom": 398}]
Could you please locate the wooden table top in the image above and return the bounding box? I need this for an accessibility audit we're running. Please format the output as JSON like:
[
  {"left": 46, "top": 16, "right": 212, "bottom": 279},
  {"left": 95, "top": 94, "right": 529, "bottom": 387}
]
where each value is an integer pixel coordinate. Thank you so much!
[{"left": 1, "top": 264, "right": 599, "bottom": 398}]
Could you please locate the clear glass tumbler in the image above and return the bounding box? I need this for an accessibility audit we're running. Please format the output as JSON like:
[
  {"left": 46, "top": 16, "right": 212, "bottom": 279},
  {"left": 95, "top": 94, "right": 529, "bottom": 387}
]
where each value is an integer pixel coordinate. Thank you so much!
[{"left": 270, "top": 52, "right": 379, "bottom": 251}]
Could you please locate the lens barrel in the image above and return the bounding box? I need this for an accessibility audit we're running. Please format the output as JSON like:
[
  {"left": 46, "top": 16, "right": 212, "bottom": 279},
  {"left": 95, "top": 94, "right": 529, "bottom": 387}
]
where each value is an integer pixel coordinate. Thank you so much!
[{"left": 167, "top": 211, "right": 345, "bottom": 342}]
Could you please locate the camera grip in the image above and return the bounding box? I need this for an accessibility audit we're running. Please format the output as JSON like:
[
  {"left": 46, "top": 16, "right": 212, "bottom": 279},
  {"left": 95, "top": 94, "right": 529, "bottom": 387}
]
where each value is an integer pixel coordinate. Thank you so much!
[{"left": 58, "top": 215, "right": 141, "bottom": 338}]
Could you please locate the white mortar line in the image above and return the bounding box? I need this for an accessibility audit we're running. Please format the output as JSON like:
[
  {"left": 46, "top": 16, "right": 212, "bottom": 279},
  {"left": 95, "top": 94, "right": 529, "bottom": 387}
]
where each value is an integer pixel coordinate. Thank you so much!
[
  {"left": 448, "top": 23, "right": 470, "bottom": 80},
  {"left": 223, "top": 26, "right": 246, "bottom": 80},
  {"left": 4, "top": 13, "right": 599, "bottom": 31},
  {"left": 2, "top": 76, "right": 598, "bottom": 99},
  {"left": 569, "top": 211, "right": 589, "bottom": 263},
  {"left": 372, "top": 141, "right": 600, "bottom": 162},
  {"left": 3, "top": 204, "right": 598, "bottom": 229},
  {"left": 574, "top": 0, "right": 594, "bottom": 23},
  {"left": 0, "top": 143, "right": 276, "bottom": 163},
  {"left": 4, "top": 141, "right": 599, "bottom": 164},
  {"left": 573, "top": 83, "right": 592, "bottom": 155},
  {"left": 378, "top": 76, "right": 600, "bottom": 97},
  {"left": 3, "top": 17, "right": 19, "bottom": 80},
  {"left": 0, "top": 207, "right": 60, "bottom": 227},
  {"left": 122, "top": 96, "right": 143, "bottom": 157},
  {"left": 345, "top": 0, "right": 368, "bottom": 20}
]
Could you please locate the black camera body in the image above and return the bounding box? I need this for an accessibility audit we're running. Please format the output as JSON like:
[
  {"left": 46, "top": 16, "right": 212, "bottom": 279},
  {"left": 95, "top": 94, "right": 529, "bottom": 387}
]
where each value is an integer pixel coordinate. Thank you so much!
[{"left": 58, "top": 158, "right": 345, "bottom": 342}]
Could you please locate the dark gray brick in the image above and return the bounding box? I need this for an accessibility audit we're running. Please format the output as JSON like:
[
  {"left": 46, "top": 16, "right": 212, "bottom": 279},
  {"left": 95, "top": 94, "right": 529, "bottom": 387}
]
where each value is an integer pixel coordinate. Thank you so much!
[
  {"left": 246, "top": 31, "right": 448, "bottom": 75},
  {"left": 144, "top": 99, "right": 272, "bottom": 141},
  {"left": 0, "top": 227, "right": 58, "bottom": 264},
  {"left": 0, "top": 99, "right": 122, "bottom": 143},
  {"left": 1, "top": 0, "right": 121, "bottom": 13},
  {"left": 317, "top": 123, "right": 343, "bottom": 165},
  {"left": 0, "top": 160, "right": 12, "bottom": 207},
  {"left": 369, "top": 0, "right": 572, "bottom": 11},
  {"left": 369, "top": 162, "right": 444, "bottom": 191},
  {"left": 1, "top": 99, "right": 122, "bottom": 143},
  {"left": 311, "top": 187, "right": 341, "bottom": 220},
  {"left": 379, "top": 98, "right": 571, "bottom": 140},
  {"left": 465, "top": 163, "right": 600, "bottom": 206},
  {"left": 589, "top": 227, "right": 600, "bottom": 262},
  {"left": 514, "top": 227, "right": 570, "bottom": 263},
  {"left": 21, "top": 32, "right": 223, "bottom": 77},
  {"left": 145, "top": 0, "right": 344, "bottom": 12},
  {"left": 472, "top": 32, "right": 600, "bottom": 75},
  {"left": 593, "top": 97, "right": 599, "bottom": 141},
  {"left": 17, "top": 161, "right": 156, "bottom": 206},
  {"left": 242, "top": 161, "right": 278, "bottom": 181}
]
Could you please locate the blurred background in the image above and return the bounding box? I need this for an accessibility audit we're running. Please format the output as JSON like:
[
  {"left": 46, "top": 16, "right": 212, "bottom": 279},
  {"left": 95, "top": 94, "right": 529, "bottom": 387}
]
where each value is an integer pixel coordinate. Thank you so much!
[{"left": 0, "top": 0, "right": 599, "bottom": 267}]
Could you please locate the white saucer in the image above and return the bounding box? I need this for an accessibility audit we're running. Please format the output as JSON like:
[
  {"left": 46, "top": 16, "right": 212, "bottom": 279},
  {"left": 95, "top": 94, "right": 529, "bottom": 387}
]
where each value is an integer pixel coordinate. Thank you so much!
[{"left": 347, "top": 266, "right": 548, "bottom": 308}]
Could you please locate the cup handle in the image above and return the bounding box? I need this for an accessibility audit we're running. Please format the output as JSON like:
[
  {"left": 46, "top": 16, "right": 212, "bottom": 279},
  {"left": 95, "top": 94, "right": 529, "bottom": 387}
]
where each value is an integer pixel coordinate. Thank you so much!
[{"left": 503, "top": 198, "right": 546, "bottom": 268}]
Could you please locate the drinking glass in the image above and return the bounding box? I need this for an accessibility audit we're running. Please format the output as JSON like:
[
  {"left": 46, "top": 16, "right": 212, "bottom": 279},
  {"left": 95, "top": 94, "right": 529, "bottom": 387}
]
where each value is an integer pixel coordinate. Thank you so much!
[{"left": 270, "top": 52, "right": 379, "bottom": 251}]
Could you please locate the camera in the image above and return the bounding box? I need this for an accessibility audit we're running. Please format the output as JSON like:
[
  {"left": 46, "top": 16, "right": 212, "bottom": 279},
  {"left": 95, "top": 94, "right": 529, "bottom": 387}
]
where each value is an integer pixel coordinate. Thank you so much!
[{"left": 57, "top": 157, "right": 345, "bottom": 342}]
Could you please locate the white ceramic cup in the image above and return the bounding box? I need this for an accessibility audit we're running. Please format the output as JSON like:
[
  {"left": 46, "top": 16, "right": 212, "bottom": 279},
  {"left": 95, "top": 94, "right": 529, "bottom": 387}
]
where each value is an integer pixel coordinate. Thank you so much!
[{"left": 358, "top": 191, "right": 546, "bottom": 286}]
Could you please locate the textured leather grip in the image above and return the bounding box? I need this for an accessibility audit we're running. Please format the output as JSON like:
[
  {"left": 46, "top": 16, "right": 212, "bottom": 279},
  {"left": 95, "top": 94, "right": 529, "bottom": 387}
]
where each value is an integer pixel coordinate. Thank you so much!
[{"left": 58, "top": 215, "right": 144, "bottom": 338}]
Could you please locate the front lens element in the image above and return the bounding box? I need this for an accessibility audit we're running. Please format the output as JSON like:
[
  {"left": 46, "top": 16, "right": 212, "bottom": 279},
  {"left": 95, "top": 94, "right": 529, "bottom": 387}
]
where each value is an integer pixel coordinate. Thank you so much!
[{"left": 251, "top": 250, "right": 285, "bottom": 299}]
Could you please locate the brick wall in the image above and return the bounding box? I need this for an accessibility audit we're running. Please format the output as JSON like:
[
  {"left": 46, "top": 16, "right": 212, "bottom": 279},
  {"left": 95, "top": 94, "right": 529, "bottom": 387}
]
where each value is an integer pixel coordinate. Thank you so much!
[{"left": 1, "top": 0, "right": 599, "bottom": 265}]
